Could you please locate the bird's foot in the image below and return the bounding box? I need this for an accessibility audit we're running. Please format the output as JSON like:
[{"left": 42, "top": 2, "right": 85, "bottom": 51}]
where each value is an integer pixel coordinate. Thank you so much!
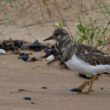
[
  {"left": 70, "top": 87, "right": 94, "bottom": 94},
  {"left": 81, "top": 89, "right": 94, "bottom": 95}
]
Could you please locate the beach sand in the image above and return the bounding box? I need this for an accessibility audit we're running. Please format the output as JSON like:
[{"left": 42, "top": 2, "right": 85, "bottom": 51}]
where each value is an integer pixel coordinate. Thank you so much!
[{"left": 0, "top": 0, "right": 110, "bottom": 109}]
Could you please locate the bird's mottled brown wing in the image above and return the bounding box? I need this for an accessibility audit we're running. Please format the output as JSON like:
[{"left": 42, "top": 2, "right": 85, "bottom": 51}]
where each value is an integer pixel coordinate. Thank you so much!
[{"left": 75, "top": 44, "right": 110, "bottom": 65}]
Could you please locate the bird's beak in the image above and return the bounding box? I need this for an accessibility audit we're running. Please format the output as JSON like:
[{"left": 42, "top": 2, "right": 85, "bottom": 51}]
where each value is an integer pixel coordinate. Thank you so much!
[{"left": 44, "top": 35, "right": 54, "bottom": 41}]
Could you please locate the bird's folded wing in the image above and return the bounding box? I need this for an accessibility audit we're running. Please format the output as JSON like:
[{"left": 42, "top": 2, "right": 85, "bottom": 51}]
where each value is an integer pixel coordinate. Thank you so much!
[{"left": 75, "top": 44, "right": 110, "bottom": 65}]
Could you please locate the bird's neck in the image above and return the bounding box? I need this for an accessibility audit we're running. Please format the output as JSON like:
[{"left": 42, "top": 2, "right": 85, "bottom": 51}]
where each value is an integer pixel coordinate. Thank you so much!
[
  {"left": 56, "top": 39, "right": 75, "bottom": 62},
  {"left": 58, "top": 39, "right": 73, "bottom": 50}
]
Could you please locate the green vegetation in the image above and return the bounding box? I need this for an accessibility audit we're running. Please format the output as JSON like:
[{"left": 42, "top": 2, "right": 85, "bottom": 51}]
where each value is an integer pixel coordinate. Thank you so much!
[
  {"left": 53, "top": 17, "right": 110, "bottom": 50},
  {"left": 75, "top": 17, "right": 94, "bottom": 46},
  {"left": 53, "top": 0, "right": 110, "bottom": 50},
  {"left": 75, "top": 17, "right": 110, "bottom": 50}
]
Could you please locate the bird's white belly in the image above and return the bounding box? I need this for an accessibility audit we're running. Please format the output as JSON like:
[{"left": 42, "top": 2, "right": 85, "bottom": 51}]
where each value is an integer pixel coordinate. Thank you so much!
[{"left": 65, "top": 54, "right": 110, "bottom": 75}]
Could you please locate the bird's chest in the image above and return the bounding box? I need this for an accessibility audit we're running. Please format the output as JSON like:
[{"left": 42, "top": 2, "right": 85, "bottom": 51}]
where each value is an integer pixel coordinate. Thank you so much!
[{"left": 65, "top": 54, "right": 91, "bottom": 74}]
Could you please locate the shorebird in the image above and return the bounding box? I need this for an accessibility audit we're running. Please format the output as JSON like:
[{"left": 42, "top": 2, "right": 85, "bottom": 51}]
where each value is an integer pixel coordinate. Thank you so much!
[{"left": 44, "top": 29, "right": 110, "bottom": 94}]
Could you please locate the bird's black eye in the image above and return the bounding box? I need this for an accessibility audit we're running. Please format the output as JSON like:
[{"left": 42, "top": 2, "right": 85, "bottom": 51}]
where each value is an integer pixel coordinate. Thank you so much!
[{"left": 54, "top": 33, "right": 59, "bottom": 36}]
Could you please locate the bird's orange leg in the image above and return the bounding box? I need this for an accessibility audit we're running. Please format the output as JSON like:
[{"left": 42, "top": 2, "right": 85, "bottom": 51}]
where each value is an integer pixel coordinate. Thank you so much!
[
  {"left": 77, "top": 76, "right": 98, "bottom": 94},
  {"left": 78, "top": 81, "right": 90, "bottom": 90},
  {"left": 84, "top": 76, "right": 98, "bottom": 94}
]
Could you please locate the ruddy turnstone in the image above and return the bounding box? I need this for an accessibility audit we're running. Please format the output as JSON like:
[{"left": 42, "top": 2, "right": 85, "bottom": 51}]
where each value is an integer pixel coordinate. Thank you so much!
[{"left": 44, "top": 29, "right": 110, "bottom": 94}]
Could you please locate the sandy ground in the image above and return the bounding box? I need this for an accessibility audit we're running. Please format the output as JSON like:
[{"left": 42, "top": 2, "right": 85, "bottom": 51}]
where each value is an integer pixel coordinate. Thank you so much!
[
  {"left": 0, "top": 0, "right": 110, "bottom": 109},
  {"left": 0, "top": 25, "right": 110, "bottom": 110}
]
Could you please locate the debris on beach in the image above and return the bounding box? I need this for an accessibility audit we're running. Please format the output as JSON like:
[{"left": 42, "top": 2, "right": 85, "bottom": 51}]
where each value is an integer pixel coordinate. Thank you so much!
[
  {"left": 0, "top": 38, "right": 59, "bottom": 57},
  {"left": 1, "top": 40, "right": 19, "bottom": 54},
  {"left": 18, "top": 53, "right": 30, "bottom": 61},
  {"left": 18, "top": 89, "right": 27, "bottom": 92},
  {"left": 23, "top": 97, "right": 32, "bottom": 101},
  {"left": 28, "top": 40, "right": 45, "bottom": 52},
  {"left": 30, "top": 102, "right": 35, "bottom": 104},
  {"left": 100, "top": 87, "right": 104, "bottom": 90},
  {"left": 43, "top": 44, "right": 60, "bottom": 57},
  {"left": 0, "top": 49, "right": 6, "bottom": 55},
  {"left": 0, "top": 39, "right": 60, "bottom": 64},
  {"left": 0, "top": 39, "right": 30, "bottom": 54},
  {"left": 41, "top": 86, "right": 48, "bottom": 89},
  {"left": 29, "top": 57, "right": 38, "bottom": 62},
  {"left": 46, "top": 55, "right": 55, "bottom": 63},
  {"left": 18, "top": 53, "right": 38, "bottom": 62}
]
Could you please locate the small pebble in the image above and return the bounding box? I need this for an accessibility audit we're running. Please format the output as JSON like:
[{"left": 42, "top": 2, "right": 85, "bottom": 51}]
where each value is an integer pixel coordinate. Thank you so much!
[
  {"left": 23, "top": 97, "right": 32, "bottom": 101},
  {"left": 41, "top": 87, "right": 48, "bottom": 89},
  {"left": 18, "top": 89, "right": 26, "bottom": 92},
  {"left": 30, "top": 102, "right": 35, "bottom": 104},
  {"left": 29, "top": 57, "right": 38, "bottom": 62},
  {"left": 100, "top": 87, "right": 104, "bottom": 90}
]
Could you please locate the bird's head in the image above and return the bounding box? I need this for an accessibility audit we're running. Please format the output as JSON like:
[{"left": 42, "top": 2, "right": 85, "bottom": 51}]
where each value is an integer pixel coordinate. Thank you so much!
[{"left": 44, "top": 29, "right": 71, "bottom": 43}]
